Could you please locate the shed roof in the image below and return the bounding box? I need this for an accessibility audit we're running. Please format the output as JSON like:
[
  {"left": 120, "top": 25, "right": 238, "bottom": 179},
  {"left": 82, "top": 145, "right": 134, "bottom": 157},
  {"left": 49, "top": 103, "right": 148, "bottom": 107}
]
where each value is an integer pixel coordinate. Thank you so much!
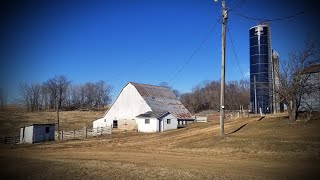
[
  {"left": 136, "top": 111, "right": 170, "bottom": 118},
  {"left": 22, "top": 123, "right": 56, "bottom": 128},
  {"left": 302, "top": 63, "right": 320, "bottom": 74},
  {"left": 130, "top": 82, "right": 193, "bottom": 119}
]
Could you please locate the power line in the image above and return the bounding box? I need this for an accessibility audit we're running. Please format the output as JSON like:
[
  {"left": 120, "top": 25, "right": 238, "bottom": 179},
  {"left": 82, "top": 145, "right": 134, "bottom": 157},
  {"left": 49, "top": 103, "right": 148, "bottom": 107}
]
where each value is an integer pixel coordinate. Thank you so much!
[
  {"left": 229, "top": 0, "right": 247, "bottom": 12},
  {"left": 168, "top": 17, "right": 221, "bottom": 86},
  {"left": 233, "top": 10, "right": 305, "bottom": 23},
  {"left": 226, "top": 25, "right": 245, "bottom": 80}
]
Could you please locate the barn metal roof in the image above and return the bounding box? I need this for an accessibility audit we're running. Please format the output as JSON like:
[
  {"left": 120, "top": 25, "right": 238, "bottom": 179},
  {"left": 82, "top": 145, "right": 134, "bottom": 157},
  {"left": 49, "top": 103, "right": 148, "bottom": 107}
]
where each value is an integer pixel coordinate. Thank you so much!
[{"left": 130, "top": 82, "right": 193, "bottom": 119}]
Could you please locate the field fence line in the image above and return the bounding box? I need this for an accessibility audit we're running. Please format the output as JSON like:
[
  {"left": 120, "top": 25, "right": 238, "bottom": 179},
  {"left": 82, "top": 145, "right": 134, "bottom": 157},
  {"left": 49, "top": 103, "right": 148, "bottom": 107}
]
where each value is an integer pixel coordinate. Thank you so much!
[
  {"left": 55, "top": 126, "right": 112, "bottom": 140},
  {"left": 0, "top": 135, "right": 20, "bottom": 144}
]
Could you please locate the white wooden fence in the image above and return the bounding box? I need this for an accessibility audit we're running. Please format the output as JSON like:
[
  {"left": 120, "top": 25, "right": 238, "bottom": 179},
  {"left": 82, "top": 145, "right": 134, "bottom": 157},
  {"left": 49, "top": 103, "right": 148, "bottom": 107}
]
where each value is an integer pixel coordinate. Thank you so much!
[
  {"left": 55, "top": 126, "right": 112, "bottom": 140},
  {"left": 193, "top": 116, "right": 208, "bottom": 122}
]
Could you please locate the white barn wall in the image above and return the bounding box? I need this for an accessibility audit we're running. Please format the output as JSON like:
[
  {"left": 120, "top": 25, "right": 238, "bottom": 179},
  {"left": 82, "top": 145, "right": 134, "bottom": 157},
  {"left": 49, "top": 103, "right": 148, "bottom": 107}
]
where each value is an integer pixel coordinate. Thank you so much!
[
  {"left": 93, "top": 118, "right": 106, "bottom": 128},
  {"left": 93, "top": 83, "right": 151, "bottom": 129}
]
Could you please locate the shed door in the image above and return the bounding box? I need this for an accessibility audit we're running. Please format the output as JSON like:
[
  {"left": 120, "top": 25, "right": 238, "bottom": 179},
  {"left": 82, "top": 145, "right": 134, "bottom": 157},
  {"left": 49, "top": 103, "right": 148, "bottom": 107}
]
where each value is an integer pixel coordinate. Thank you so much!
[
  {"left": 45, "top": 126, "right": 50, "bottom": 141},
  {"left": 159, "top": 119, "right": 162, "bottom": 132}
]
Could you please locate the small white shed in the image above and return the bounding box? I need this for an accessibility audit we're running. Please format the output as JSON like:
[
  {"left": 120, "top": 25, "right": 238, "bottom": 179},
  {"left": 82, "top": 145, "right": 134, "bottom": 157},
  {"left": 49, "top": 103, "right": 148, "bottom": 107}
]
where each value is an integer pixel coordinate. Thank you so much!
[
  {"left": 136, "top": 111, "right": 178, "bottom": 132},
  {"left": 20, "top": 123, "right": 55, "bottom": 143}
]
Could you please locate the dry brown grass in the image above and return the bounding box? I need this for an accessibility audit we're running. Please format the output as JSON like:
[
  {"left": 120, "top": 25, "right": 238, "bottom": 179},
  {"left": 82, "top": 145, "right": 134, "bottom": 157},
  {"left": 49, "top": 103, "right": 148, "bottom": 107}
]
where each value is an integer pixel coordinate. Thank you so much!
[
  {"left": 0, "top": 110, "right": 105, "bottom": 136},
  {"left": 0, "top": 113, "right": 320, "bottom": 179}
]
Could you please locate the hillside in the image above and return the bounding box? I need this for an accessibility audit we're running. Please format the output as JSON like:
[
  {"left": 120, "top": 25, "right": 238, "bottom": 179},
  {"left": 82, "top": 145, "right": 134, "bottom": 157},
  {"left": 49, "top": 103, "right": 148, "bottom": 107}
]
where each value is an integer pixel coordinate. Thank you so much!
[
  {"left": 0, "top": 114, "right": 319, "bottom": 179},
  {"left": 0, "top": 110, "right": 105, "bottom": 136}
]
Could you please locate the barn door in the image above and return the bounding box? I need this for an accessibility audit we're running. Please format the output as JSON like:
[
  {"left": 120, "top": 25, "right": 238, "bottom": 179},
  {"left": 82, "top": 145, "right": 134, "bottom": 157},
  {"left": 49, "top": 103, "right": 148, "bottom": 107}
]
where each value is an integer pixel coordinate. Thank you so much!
[{"left": 113, "top": 120, "right": 118, "bottom": 128}]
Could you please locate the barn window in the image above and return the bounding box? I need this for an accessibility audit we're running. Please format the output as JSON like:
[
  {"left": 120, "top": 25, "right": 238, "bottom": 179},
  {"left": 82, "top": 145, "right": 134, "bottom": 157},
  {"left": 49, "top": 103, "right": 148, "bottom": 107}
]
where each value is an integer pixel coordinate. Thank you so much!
[
  {"left": 167, "top": 119, "right": 171, "bottom": 124},
  {"left": 45, "top": 127, "right": 50, "bottom": 133},
  {"left": 145, "top": 119, "right": 150, "bottom": 124}
]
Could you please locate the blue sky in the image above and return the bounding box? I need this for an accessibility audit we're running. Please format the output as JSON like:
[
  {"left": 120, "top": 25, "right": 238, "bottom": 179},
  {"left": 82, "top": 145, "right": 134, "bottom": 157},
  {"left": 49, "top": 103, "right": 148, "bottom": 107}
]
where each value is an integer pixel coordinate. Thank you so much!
[{"left": 1, "top": 0, "right": 319, "bottom": 103}]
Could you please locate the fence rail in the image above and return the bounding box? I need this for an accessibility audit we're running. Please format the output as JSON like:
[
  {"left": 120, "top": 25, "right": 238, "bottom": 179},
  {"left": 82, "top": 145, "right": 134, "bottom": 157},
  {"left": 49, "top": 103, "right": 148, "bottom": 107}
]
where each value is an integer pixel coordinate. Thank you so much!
[
  {"left": 1, "top": 126, "right": 111, "bottom": 144},
  {"left": 55, "top": 126, "right": 112, "bottom": 140},
  {"left": 0, "top": 136, "right": 20, "bottom": 144}
]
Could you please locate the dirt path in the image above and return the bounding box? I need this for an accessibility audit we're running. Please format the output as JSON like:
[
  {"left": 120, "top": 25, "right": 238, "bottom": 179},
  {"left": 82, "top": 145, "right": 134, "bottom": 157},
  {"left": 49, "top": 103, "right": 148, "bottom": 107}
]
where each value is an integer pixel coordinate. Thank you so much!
[{"left": 1, "top": 149, "right": 318, "bottom": 179}]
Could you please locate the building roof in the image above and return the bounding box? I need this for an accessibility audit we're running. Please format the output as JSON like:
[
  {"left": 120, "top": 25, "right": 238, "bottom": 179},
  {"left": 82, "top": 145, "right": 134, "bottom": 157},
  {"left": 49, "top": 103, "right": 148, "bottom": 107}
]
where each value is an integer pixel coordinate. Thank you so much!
[
  {"left": 130, "top": 82, "right": 193, "bottom": 119},
  {"left": 249, "top": 23, "right": 269, "bottom": 30},
  {"left": 302, "top": 63, "right": 320, "bottom": 74},
  {"left": 136, "top": 111, "right": 170, "bottom": 118},
  {"left": 22, "top": 123, "right": 56, "bottom": 128}
]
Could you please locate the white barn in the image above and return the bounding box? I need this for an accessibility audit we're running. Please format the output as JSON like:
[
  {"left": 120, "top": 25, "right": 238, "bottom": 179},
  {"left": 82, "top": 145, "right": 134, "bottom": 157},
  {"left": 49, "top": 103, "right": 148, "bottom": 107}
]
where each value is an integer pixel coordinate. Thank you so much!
[
  {"left": 93, "top": 82, "right": 193, "bottom": 132},
  {"left": 20, "top": 123, "right": 55, "bottom": 143}
]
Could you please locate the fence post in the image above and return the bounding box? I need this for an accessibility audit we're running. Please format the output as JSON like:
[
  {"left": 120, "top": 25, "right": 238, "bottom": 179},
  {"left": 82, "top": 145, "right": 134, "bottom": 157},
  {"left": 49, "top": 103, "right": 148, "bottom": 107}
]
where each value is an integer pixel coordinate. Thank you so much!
[
  {"left": 85, "top": 127, "right": 87, "bottom": 138},
  {"left": 74, "top": 130, "right": 76, "bottom": 139},
  {"left": 61, "top": 130, "right": 64, "bottom": 140}
]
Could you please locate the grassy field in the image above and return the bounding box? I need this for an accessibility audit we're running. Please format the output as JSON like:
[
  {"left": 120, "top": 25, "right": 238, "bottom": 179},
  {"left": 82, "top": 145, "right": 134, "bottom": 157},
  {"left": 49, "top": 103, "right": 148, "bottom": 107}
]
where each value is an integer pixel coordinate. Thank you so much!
[
  {"left": 0, "top": 110, "right": 105, "bottom": 136},
  {"left": 0, "top": 111, "right": 319, "bottom": 179}
]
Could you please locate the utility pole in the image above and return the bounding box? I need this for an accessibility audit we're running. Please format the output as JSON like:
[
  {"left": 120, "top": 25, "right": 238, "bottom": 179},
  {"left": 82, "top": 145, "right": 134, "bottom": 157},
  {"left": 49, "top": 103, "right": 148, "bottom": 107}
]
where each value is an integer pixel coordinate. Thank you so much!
[
  {"left": 272, "top": 58, "right": 277, "bottom": 114},
  {"left": 219, "top": 0, "right": 227, "bottom": 137}
]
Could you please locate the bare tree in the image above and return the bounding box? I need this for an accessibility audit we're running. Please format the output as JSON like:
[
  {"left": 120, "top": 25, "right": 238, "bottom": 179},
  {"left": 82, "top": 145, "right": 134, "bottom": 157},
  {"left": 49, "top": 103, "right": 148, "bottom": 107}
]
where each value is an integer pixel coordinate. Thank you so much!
[
  {"left": 18, "top": 77, "right": 112, "bottom": 112},
  {"left": 43, "top": 75, "right": 70, "bottom": 139},
  {"left": 43, "top": 79, "right": 58, "bottom": 110},
  {"left": 276, "top": 41, "right": 319, "bottom": 122},
  {"left": 66, "top": 84, "right": 81, "bottom": 110},
  {"left": 82, "top": 82, "right": 96, "bottom": 108},
  {"left": 180, "top": 80, "right": 250, "bottom": 113},
  {"left": 94, "top": 80, "right": 112, "bottom": 109},
  {"left": 56, "top": 76, "right": 70, "bottom": 139},
  {"left": 19, "top": 83, "right": 42, "bottom": 112}
]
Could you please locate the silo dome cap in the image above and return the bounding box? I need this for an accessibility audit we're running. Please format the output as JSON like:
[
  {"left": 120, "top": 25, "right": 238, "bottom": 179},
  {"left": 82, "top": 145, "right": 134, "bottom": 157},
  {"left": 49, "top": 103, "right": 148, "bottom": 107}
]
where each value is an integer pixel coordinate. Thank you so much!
[{"left": 272, "top": 50, "right": 279, "bottom": 57}]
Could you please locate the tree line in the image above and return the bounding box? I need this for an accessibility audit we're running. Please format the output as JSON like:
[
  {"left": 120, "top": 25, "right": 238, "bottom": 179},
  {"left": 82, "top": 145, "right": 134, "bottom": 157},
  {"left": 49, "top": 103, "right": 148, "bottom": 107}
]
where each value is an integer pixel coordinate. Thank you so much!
[
  {"left": 19, "top": 75, "right": 112, "bottom": 112},
  {"left": 179, "top": 80, "right": 250, "bottom": 113}
]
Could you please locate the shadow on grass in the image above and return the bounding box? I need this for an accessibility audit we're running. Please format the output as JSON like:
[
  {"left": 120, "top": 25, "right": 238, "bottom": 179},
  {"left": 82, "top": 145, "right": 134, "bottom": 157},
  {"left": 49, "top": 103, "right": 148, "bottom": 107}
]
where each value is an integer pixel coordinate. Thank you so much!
[
  {"left": 227, "top": 123, "right": 247, "bottom": 135},
  {"left": 257, "top": 117, "right": 265, "bottom": 121},
  {"left": 227, "top": 117, "right": 265, "bottom": 135}
]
